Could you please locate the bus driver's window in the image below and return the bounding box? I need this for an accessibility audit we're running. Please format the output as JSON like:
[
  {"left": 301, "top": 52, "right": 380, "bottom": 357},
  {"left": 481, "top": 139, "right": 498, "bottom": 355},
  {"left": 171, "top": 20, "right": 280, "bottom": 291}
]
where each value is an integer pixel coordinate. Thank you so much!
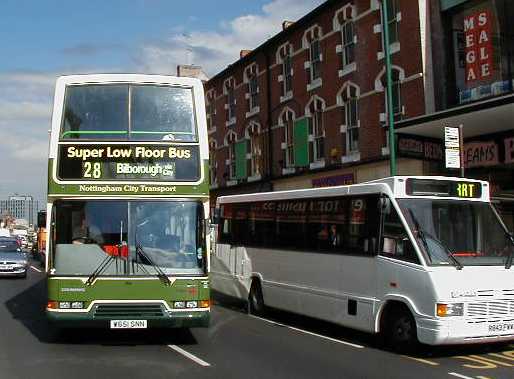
[{"left": 381, "top": 206, "right": 419, "bottom": 264}]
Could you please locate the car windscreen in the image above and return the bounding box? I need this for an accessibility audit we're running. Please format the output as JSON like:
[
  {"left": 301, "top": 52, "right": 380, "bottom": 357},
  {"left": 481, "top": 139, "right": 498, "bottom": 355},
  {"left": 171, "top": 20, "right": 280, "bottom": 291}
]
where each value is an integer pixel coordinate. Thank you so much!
[{"left": 0, "top": 242, "right": 20, "bottom": 252}]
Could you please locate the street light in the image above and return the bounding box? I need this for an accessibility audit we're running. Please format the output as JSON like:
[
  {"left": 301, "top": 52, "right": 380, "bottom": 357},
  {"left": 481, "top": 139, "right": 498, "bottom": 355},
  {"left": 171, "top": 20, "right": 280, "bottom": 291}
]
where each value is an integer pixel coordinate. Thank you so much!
[{"left": 381, "top": 0, "right": 397, "bottom": 176}]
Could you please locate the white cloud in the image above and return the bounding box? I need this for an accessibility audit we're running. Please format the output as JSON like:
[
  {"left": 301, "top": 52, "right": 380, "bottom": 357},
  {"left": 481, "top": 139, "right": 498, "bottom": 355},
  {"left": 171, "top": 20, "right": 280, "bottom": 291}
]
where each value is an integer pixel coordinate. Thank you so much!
[{"left": 137, "top": 0, "right": 324, "bottom": 75}]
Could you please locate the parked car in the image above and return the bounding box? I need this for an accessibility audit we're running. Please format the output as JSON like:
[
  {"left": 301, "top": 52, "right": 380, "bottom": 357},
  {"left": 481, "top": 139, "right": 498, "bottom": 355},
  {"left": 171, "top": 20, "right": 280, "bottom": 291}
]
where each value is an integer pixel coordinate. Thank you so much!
[{"left": 0, "top": 237, "right": 28, "bottom": 278}]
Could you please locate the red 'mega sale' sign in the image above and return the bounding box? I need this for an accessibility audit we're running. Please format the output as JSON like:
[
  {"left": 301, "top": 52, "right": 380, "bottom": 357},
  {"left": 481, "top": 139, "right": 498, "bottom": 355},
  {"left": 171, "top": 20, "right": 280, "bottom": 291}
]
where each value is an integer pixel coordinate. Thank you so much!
[{"left": 464, "top": 10, "right": 494, "bottom": 83}]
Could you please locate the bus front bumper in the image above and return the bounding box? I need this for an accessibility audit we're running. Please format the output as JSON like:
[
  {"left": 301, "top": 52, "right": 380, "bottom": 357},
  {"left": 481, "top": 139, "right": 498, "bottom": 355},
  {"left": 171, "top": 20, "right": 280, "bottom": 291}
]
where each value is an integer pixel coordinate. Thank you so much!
[
  {"left": 417, "top": 317, "right": 514, "bottom": 345},
  {"left": 46, "top": 309, "right": 210, "bottom": 329}
]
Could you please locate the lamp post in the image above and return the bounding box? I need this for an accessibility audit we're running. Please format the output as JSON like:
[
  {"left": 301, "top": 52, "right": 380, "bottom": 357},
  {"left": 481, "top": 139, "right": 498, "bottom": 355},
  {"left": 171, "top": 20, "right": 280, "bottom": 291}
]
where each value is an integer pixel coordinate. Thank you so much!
[{"left": 381, "top": 0, "right": 397, "bottom": 176}]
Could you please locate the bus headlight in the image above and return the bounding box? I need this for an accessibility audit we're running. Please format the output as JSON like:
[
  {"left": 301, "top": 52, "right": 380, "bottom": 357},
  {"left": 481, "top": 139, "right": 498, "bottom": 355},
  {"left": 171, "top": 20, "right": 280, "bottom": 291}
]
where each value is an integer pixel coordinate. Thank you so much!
[
  {"left": 174, "top": 301, "right": 185, "bottom": 309},
  {"left": 436, "top": 303, "right": 463, "bottom": 317},
  {"left": 186, "top": 301, "right": 197, "bottom": 308},
  {"left": 71, "top": 302, "right": 84, "bottom": 309},
  {"left": 59, "top": 302, "right": 71, "bottom": 309}
]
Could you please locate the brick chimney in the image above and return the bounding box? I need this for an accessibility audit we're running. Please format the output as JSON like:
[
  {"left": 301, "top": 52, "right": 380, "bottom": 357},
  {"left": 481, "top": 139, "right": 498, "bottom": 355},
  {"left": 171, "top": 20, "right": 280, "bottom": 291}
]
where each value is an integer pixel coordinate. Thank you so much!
[
  {"left": 240, "top": 50, "right": 252, "bottom": 58},
  {"left": 282, "top": 20, "right": 294, "bottom": 30}
]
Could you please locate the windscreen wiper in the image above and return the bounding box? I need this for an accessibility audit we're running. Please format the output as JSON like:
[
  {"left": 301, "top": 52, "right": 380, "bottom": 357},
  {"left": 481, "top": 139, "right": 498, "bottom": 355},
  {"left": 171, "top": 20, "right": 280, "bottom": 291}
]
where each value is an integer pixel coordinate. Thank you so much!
[
  {"left": 136, "top": 243, "right": 171, "bottom": 286},
  {"left": 85, "top": 253, "right": 116, "bottom": 286},
  {"left": 408, "top": 209, "right": 462, "bottom": 270},
  {"left": 505, "top": 232, "right": 514, "bottom": 269}
]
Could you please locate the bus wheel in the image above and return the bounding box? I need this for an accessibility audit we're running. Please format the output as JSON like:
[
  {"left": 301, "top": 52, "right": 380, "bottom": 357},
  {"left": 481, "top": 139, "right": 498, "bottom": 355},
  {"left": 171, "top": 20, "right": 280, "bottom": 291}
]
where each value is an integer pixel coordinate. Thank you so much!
[
  {"left": 385, "top": 307, "right": 418, "bottom": 352},
  {"left": 248, "top": 280, "right": 265, "bottom": 316}
]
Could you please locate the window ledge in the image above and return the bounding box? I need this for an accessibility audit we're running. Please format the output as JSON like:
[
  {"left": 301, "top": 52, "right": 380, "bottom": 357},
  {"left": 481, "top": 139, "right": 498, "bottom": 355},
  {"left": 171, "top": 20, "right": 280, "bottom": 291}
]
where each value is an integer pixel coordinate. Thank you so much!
[
  {"left": 381, "top": 147, "right": 390, "bottom": 156},
  {"left": 342, "top": 152, "right": 360, "bottom": 163},
  {"left": 282, "top": 167, "right": 296, "bottom": 175},
  {"left": 246, "top": 107, "right": 260, "bottom": 118},
  {"left": 377, "top": 42, "right": 401, "bottom": 60},
  {"left": 208, "top": 126, "right": 217, "bottom": 135},
  {"left": 209, "top": 183, "right": 218, "bottom": 190},
  {"left": 226, "top": 118, "right": 236, "bottom": 127},
  {"left": 280, "top": 92, "right": 293, "bottom": 103},
  {"left": 339, "top": 62, "right": 357, "bottom": 78},
  {"left": 307, "top": 78, "right": 322, "bottom": 91},
  {"left": 247, "top": 174, "right": 262, "bottom": 182},
  {"left": 310, "top": 159, "right": 325, "bottom": 170},
  {"left": 226, "top": 179, "right": 238, "bottom": 187}
]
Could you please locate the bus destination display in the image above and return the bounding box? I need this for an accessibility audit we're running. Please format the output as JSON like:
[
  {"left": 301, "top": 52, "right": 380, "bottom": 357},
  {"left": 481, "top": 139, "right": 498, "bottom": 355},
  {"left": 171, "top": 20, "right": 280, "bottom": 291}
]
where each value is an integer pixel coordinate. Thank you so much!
[
  {"left": 57, "top": 144, "right": 200, "bottom": 181},
  {"left": 406, "top": 179, "right": 482, "bottom": 199}
]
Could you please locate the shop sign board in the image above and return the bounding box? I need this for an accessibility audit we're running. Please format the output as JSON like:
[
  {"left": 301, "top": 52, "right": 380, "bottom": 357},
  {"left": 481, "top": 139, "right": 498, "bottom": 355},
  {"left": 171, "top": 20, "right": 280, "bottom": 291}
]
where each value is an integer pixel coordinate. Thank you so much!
[
  {"left": 464, "top": 9, "right": 494, "bottom": 83},
  {"left": 445, "top": 126, "right": 461, "bottom": 169},
  {"left": 463, "top": 141, "right": 498, "bottom": 168}
]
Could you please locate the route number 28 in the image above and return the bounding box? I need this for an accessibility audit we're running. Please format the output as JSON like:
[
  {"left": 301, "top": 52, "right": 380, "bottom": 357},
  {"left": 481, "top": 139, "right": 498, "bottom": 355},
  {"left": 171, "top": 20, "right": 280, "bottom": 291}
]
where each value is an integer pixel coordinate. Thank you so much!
[{"left": 83, "top": 162, "right": 102, "bottom": 179}]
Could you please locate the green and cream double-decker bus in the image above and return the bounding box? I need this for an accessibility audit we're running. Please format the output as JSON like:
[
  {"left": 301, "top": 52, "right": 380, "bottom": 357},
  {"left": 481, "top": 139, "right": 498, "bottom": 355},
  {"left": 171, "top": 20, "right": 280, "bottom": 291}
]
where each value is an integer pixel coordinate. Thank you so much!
[{"left": 45, "top": 74, "right": 210, "bottom": 329}]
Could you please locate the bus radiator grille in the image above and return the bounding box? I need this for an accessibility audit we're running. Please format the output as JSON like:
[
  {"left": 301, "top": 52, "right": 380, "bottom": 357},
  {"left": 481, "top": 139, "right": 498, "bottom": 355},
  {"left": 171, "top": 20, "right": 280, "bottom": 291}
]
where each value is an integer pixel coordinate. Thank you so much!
[
  {"left": 93, "top": 304, "right": 164, "bottom": 319},
  {"left": 466, "top": 300, "right": 514, "bottom": 317}
]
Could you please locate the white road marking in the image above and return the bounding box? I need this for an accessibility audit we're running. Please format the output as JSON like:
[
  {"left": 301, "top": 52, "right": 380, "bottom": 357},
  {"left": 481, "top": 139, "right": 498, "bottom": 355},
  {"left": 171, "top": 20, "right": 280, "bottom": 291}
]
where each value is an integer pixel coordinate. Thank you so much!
[
  {"left": 168, "top": 345, "right": 211, "bottom": 367},
  {"left": 30, "top": 265, "right": 42, "bottom": 273},
  {"left": 250, "top": 315, "right": 364, "bottom": 349},
  {"left": 448, "top": 373, "right": 475, "bottom": 379},
  {"left": 403, "top": 356, "right": 439, "bottom": 366}
]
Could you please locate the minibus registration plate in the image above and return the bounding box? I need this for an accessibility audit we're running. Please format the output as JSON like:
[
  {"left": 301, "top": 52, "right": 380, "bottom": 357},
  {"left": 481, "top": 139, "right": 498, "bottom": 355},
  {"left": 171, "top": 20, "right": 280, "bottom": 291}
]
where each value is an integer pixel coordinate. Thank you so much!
[
  {"left": 110, "top": 320, "right": 147, "bottom": 329},
  {"left": 488, "top": 322, "right": 514, "bottom": 333}
]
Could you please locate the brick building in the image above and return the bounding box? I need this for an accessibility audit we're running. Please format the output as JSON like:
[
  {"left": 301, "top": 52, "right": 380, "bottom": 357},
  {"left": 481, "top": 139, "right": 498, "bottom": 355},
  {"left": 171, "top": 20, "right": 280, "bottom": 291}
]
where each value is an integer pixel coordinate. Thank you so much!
[{"left": 204, "top": 0, "right": 514, "bottom": 227}]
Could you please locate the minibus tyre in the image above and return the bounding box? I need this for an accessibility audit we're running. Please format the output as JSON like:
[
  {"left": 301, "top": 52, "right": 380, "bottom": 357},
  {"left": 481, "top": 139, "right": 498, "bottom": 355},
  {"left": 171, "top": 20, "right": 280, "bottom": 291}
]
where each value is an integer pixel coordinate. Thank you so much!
[
  {"left": 248, "top": 280, "right": 265, "bottom": 316},
  {"left": 385, "top": 307, "right": 418, "bottom": 352}
]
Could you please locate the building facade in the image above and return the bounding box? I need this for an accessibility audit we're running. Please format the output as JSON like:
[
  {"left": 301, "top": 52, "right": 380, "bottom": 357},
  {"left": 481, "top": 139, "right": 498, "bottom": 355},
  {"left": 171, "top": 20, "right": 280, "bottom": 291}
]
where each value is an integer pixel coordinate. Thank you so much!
[
  {"left": 0, "top": 196, "right": 38, "bottom": 227},
  {"left": 206, "top": 0, "right": 429, "bottom": 197},
  {"left": 205, "top": 0, "right": 514, "bottom": 227},
  {"left": 397, "top": 0, "right": 514, "bottom": 229}
]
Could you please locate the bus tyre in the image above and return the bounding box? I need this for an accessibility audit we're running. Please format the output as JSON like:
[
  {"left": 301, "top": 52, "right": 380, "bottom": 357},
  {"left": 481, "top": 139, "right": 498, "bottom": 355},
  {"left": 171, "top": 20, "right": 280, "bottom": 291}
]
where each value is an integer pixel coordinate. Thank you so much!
[
  {"left": 248, "top": 280, "right": 265, "bottom": 316},
  {"left": 385, "top": 308, "right": 418, "bottom": 352}
]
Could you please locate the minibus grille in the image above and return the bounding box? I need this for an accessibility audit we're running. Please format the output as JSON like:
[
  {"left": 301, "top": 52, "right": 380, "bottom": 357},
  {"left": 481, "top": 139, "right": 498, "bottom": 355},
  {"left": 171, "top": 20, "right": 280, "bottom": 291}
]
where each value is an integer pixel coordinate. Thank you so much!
[
  {"left": 94, "top": 304, "right": 164, "bottom": 319},
  {"left": 467, "top": 300, "right": 514, "bottom": 317}
]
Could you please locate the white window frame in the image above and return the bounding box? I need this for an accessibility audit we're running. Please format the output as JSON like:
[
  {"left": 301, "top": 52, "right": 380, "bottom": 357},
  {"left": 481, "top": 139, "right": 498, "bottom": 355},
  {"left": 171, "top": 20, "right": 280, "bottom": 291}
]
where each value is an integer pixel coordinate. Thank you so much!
[
  {"left": 285, "top": 114, "right": 295, "bottom": 168},
  {"left": 309, "top": 39, "right": 322, "bottom": 82},
  {"left": 283, "top": 54, "right": 293, "bottom": 96},
  {"left": 312, "top": 110, "right": 324, "bottom": 162},
  {"left": 341, "top": 21, "right": 355, "bottom": 67},
  {"left": 345, "top": 97, "right": 359, "bottom": 153}
]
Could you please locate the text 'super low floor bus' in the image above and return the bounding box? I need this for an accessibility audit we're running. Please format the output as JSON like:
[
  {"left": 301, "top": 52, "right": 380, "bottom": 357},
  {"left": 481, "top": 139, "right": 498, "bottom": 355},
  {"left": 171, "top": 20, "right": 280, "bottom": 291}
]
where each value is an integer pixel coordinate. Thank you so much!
[
  {"left": 211, "top": 176, "right": 514, "bottom": 350},
  {"left": 45, "top": 74, "right": 211, "bottom": 329}
]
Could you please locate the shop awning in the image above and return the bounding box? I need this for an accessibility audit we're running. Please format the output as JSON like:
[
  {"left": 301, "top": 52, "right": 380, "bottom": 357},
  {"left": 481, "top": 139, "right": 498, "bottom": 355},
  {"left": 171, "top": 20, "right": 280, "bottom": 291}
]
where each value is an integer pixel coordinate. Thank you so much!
[{"left": 396, "top": 93, "right": 514, "bottom": 139}]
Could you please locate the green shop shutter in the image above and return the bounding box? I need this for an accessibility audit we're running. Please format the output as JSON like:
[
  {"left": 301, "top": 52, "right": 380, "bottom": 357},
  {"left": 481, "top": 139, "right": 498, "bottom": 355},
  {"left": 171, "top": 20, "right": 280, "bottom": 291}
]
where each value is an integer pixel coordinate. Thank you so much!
[
  {"left": 235, "top": 141, "right": 247, "bottom": 179},
  {"left": 294, "top": 118, "right": 309, "bottom": 167}
]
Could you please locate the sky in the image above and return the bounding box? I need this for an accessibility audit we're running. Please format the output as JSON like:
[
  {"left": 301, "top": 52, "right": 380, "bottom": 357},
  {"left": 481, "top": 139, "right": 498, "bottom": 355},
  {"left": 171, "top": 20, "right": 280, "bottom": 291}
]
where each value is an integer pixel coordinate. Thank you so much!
[{"left": 0, "top": 0, "right": 324, "bottom": 206}]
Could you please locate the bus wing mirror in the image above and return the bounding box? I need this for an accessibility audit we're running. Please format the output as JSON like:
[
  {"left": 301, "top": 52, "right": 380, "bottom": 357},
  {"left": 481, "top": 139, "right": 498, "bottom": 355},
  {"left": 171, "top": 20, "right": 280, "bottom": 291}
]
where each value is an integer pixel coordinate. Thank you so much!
[{"left": 378, "top": 197, "right": 391, "bottom": 215}]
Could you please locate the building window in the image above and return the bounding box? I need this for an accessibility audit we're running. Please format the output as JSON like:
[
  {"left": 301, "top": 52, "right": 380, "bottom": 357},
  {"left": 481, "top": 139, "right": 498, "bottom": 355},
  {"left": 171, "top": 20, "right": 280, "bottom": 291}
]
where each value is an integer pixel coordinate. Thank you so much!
[
  {"left": 341, "top": 21, "right": 355, "bottom": 66},
  {"left": 390, "top": 70, "right": 402, "bottom": 115},
  {"left": 384, "top": 0, "right": 400, "bottom": 44},
  {"left": 227, "top": 87, "right": 236, "bottom": 120},
  {"left": 249, "top": 75, "right": 259, "bottom": 110},
  {"left": 206, "top": 96, "right": 215, "bottom": 130},
  {"left": 224, "top": 78, "right": 236, "bottom": 124},
  {"left": 249, "top": 132, "right": 261, "bottom": 176},
  {"left": 228, "top": 143, "right": 236, "bottom": 179},
  {"left": 209, "top": 141, "right": 217, "bottom": 185},
  {"left": 283, "top": 54, "right": 293, "bottom": 95},
  {"left": 283, "top": 110, "right": 295, "bottom": 168},
  {"left": 345, "top": 97, "right": 359, "bottom": 153},
  {"left": 310, "top": 39, "right": 322, "bottom": 81},
  {"left": 312, "top": 110, "right": 324, "bottom": 161}
]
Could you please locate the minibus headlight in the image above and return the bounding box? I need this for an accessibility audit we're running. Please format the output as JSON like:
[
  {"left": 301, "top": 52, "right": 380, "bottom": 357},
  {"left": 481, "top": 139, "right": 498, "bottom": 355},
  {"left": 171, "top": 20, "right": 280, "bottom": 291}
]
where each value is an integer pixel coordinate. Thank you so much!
[{"left": 436, "top": 303, "right": 463, "bottom": 317}]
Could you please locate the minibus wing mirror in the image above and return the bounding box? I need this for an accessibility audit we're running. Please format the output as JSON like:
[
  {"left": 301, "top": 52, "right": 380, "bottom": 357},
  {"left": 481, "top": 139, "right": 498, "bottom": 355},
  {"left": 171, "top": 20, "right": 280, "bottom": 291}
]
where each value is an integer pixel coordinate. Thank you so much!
[{"left": 378, "top": 196, "right": 391, "bottom": 215}]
